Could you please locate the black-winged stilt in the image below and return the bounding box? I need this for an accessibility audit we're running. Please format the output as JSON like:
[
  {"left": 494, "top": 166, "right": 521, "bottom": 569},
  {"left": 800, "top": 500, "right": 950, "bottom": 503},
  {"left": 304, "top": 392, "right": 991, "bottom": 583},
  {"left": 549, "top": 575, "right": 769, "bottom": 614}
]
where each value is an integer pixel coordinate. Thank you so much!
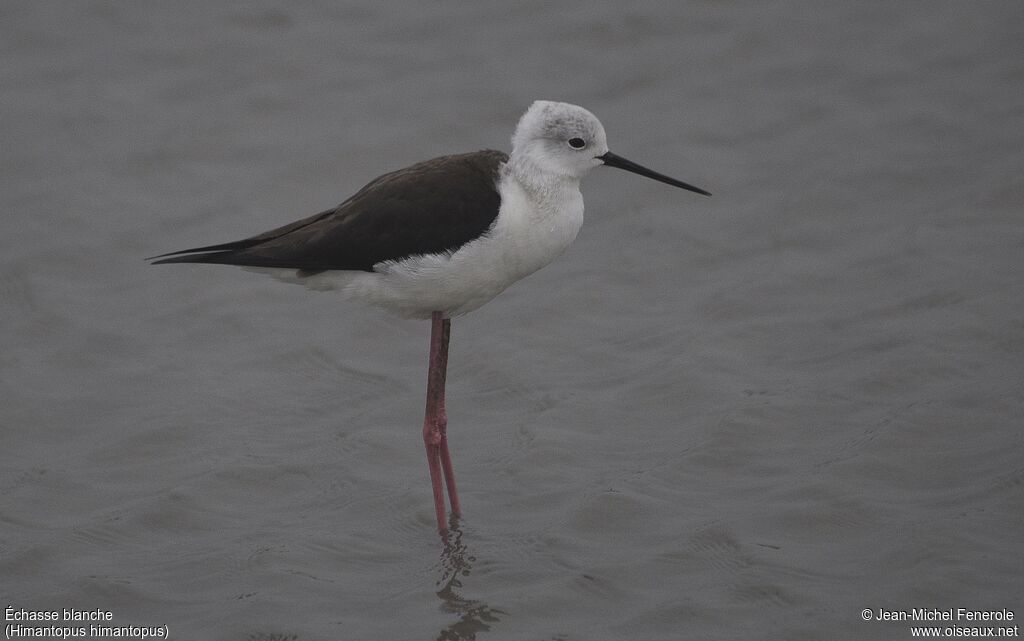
[{"left": 151, "top": 100, "right": 710, "bottom": 533}]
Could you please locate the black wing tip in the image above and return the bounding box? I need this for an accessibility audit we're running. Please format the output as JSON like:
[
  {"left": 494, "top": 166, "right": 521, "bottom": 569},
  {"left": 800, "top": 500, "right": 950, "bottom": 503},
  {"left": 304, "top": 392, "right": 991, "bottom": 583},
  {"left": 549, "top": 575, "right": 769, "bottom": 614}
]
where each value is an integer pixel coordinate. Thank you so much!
[
  {"left": 146, "top": 240, "right": 248, "bottom": 262},
  {"left": 147, "top": 248, "right": 323, "bottom": 270},
  {"left": 148, "top": 251, "right": 231, "bottom": 265},
  {"left": 147, "top": 241, "right": 251, "bottom": 265},
  {"left": 146, "top": 250, "right": 189, "bottom": 263},
  {"left": 147, "top": 249, "right": 209, "bottom": 264}
]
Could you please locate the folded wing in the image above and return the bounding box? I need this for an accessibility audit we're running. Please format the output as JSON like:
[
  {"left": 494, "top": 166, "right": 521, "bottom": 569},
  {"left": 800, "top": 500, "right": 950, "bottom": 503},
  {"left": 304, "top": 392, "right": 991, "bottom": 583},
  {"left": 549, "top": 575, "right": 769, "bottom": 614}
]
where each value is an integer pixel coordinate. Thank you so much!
[{"left": 150, "top": 150, "right": 508, "bottom": 273}]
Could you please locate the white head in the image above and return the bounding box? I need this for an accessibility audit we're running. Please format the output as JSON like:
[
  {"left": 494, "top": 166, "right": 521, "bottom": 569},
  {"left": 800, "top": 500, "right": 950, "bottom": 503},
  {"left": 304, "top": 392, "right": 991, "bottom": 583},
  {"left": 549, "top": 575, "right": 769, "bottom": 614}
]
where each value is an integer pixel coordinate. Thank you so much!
[
  {"left": 510, "top": 101, "right": 610, "bottom": 180},
  {"left": 509, "top": 100, "right": 712, "bottom": 197}
]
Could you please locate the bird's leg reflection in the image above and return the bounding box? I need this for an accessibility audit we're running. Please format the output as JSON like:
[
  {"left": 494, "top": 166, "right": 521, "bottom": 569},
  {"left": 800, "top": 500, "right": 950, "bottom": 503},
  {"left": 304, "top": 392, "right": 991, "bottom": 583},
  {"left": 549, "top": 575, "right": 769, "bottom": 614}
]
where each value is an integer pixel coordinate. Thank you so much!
[{"left": 434, "top": 517, "right": 505, "bottom": 641}]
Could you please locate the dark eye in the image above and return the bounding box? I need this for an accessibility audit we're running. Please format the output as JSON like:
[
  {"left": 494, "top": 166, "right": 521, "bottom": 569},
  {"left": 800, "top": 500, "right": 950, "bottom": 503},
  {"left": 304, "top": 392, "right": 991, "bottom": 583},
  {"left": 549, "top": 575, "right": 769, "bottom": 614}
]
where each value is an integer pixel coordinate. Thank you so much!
[{"left": 567, "top": 137, "right": 587, "bottom": 150}]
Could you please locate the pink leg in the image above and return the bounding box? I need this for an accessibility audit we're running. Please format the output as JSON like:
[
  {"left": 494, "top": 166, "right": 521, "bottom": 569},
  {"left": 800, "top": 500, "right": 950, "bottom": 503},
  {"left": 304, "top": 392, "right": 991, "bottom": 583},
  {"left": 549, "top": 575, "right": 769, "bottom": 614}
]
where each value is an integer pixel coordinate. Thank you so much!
[
  {"left": 434, "top": 318, "right": 460, "bottom": 517},
  {"left": 423, "top": 312, "right": 459, "bottom": 532}
]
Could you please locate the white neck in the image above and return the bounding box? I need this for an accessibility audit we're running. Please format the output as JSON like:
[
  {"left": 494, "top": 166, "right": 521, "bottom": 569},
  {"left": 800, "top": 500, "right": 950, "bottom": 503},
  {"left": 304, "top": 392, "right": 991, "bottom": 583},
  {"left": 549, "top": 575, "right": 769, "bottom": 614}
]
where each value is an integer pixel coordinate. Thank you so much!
[{"left": 507, "top": 152, "right": 580, "bottom": 203}]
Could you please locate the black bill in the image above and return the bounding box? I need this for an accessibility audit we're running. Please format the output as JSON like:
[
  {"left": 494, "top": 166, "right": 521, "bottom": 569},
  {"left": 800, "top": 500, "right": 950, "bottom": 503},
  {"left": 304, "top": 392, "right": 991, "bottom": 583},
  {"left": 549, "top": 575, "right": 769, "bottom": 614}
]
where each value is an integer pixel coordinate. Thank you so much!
[{"left": 599, "top": 151, "right": 711, "bottom": 197}]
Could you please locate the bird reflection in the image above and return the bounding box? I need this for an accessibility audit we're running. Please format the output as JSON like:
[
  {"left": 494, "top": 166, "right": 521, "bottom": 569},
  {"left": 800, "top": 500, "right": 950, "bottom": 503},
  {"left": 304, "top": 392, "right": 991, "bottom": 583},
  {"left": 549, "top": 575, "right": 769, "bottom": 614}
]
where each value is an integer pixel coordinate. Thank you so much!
[{"left": 434, "top": 516, "right": 505, "bottom": 641}]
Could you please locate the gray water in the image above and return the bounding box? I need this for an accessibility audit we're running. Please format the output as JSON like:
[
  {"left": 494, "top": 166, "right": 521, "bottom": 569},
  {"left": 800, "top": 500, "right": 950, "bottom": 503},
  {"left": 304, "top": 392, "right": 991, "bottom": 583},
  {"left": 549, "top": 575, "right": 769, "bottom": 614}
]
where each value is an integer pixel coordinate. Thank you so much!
[{"left": 2, "top": 2, "right": 1022, "bottom": 640}]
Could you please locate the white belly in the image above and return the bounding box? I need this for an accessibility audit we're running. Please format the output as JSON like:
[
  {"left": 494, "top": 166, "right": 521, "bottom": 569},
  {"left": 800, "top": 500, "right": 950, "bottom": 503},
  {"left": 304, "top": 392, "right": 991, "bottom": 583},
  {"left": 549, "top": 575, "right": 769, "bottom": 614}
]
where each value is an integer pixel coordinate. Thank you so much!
[{"left": 267, "top": 175, "right": 585, "bottom": 319}]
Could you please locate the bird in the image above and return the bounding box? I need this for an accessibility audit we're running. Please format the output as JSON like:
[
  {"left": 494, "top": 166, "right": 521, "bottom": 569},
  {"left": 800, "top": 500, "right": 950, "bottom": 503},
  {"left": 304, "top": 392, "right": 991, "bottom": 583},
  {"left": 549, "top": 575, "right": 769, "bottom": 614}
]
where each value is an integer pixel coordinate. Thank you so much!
[{"left": 150, "top": 100, "right": 710, "bottom": 533}]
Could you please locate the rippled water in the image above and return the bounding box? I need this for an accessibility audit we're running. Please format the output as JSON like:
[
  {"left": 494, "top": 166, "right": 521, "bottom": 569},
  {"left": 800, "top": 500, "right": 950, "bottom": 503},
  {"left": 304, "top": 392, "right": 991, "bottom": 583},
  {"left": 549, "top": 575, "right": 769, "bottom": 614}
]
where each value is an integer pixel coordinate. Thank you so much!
[{"left": 2, "top": 2, "right": 1022, "bottom": 640}]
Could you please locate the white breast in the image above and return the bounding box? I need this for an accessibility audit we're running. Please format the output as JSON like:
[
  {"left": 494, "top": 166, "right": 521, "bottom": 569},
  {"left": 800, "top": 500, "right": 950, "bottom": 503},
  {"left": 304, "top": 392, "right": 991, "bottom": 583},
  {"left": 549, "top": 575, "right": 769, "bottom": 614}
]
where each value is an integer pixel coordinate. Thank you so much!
[{"left": 295, "top": 169, "right": 585, "bottom": 318}]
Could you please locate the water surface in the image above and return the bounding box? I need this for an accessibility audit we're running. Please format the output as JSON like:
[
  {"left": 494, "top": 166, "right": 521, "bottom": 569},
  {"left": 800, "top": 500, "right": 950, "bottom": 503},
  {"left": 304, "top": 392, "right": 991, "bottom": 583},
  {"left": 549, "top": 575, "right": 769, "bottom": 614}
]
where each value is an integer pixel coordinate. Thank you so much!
[{"left": 2, "top": 2, "right": 1022, "bottom": 639}]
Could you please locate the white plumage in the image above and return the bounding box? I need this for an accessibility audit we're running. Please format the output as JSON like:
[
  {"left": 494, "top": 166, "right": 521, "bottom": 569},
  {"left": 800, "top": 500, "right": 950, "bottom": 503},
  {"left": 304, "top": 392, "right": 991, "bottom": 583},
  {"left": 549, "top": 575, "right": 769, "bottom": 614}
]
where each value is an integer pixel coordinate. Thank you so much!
[
  {"left": 151, "top": 100, "right": 709, "bottom": 533},
  {"left": 265, "top": 101, "right": 603, "bottom": 318}
]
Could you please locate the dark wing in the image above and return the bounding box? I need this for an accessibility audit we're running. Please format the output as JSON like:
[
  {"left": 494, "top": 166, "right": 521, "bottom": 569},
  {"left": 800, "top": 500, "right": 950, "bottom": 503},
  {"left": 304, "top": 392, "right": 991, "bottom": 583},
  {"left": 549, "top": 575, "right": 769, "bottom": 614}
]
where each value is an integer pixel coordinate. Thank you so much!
[{"left": 150, "top": 149, "right": 509, "bottom": 272}]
